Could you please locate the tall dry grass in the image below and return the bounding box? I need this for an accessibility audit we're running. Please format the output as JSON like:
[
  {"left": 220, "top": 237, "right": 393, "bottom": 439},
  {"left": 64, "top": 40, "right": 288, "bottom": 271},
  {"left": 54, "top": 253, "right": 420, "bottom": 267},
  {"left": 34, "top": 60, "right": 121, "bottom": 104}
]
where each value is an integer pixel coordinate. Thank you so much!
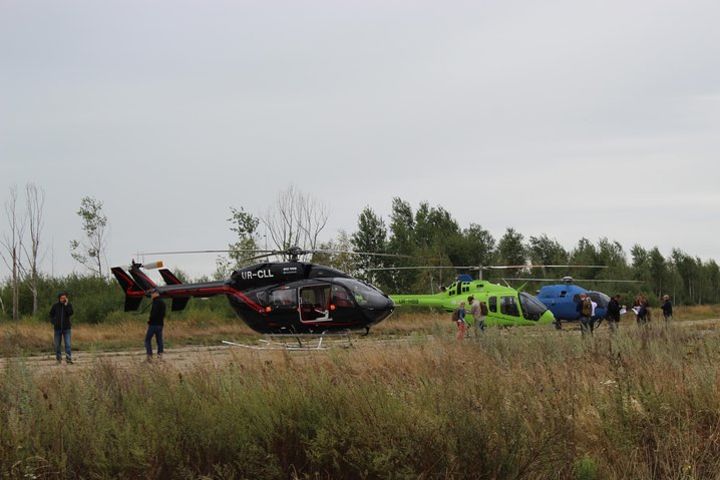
[
  {"left": 0, "top": 314, "right": 256, "bottom": 357},
  {"left": 0, "top": 304, "right": 718, "bottom": 358},
  {"left": 2, "top": 322, "right": 720, "bottom": 478}
]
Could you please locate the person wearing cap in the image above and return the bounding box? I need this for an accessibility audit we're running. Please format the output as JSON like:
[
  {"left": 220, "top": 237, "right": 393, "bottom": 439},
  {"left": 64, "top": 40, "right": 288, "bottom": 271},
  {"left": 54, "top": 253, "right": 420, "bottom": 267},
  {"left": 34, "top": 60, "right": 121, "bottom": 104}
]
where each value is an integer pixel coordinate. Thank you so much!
[
  {"left": 145, "top": 290, "right": 167, "bottom": 361},
  {"left": 49, "top": 292, "right": 74, "bottom": 364}
]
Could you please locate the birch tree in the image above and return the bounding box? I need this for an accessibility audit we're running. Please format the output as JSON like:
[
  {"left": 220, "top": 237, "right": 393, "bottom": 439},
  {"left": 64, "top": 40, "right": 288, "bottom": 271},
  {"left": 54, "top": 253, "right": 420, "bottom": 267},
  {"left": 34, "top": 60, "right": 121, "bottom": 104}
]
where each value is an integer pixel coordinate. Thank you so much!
[
  {"left": 70, "top": 196, "right": 108, "bottom": 276},
  {"left": 0, "top": 186, "right": 25, "bottom": 320},
  {"left": 19, "top": 183, "right": 45, "bottom": 315}
]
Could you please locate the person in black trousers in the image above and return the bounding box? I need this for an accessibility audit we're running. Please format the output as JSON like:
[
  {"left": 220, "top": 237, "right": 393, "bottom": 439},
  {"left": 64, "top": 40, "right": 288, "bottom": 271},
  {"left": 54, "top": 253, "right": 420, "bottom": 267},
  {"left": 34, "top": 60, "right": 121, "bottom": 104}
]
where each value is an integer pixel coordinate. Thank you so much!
[
  {"left": 145, "top": 290, "right": 166, "bottom": 361},
  {"left": 49, "top": 292, "right": 74, "bottom": 364},
  {"left": 661, "top": 295, "right": 673, "bottom": 321},
  {"left": 606, "top": 294, "right": 622, "bottom": 333}
]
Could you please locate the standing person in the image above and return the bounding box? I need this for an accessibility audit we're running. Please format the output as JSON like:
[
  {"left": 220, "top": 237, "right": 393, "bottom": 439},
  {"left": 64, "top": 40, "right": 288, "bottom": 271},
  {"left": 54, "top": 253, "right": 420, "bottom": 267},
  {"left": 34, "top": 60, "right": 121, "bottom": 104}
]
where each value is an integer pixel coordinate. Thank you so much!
[
  {"left": 635, "top": 294, "right": 649, "bottom": 325},
  {"left": 661, "top": 295, "right": 673, "bottom": 321},
  {"left": 455, "top": 302, "right": 467, "bottom": 341},
  {"left": 590, "top": 295, "right": 598, "bottom": 324},
  {"left": 606, "top": 294, "right": 622, "bottom": 332},
  {"left": 576, "top": 293, "right": 594, "bottom": 336},
  {"left": 465, "top": 296, "right": 476, "bottom": 331},
  {"left": 145, "top": 290, "right": 166, "bottom": 361},
  {"left": 473, "top": 298, "right": 487, "bottom": 335},
  {"left": 49, "top": 292, "right": 74, "bottom": 364}
]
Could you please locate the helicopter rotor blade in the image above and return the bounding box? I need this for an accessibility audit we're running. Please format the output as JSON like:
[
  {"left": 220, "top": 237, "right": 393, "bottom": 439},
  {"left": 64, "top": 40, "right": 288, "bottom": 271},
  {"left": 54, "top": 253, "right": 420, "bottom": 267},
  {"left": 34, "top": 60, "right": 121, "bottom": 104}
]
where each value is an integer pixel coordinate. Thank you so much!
[
  {"left": 138, "top": 249, "right": 278, "bottom": 256},
  {"left": 502, "top": 277, "right": 642, "bottom": 284},
  {"left": 310, "top": 249, "right": 413, "bottom": 259},
  {"left": 486, "top": 264, "right": 609, "bottom": 270},
  {"left": 366, "top": 266, "right": 475, "bottom": 272}
]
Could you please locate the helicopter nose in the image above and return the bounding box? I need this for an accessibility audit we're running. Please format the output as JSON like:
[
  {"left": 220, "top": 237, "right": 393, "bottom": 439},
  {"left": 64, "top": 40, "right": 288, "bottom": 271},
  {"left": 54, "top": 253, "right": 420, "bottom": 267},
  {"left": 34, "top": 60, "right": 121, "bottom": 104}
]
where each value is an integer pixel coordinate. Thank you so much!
[
  {"left": 540, "top": 310, "right": 555, "bottom": 324},
  {"left": 366, "top": 297, "right": 395, "bottom": 325}
]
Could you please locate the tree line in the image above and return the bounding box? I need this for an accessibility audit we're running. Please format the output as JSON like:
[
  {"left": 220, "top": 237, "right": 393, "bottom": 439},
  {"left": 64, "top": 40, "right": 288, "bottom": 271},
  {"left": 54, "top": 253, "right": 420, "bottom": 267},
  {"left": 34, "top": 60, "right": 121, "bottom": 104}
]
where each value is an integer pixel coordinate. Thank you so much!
[
  {"left": 340, "top": 199, "right": 720, "bottom": 305},
  {"left": 223, "top": 195, "right": 720, "bottom": 306},
  {"left": 2, "top": 186, "right": 719, "bottom": 323}
]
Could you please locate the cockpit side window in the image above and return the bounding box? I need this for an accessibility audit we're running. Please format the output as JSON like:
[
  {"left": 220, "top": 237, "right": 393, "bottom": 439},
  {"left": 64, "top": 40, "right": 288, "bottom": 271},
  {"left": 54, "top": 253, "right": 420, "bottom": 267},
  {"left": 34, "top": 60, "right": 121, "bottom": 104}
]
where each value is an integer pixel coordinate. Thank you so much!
[
  {"left": 500, "top": 296, "right": 520, "bottom": 316},
  {"left": 269, "top": 288, "right": 297, "bottom": 308},
  {"left": 488, "top": 296, "right": 497, "bottom": 313}
]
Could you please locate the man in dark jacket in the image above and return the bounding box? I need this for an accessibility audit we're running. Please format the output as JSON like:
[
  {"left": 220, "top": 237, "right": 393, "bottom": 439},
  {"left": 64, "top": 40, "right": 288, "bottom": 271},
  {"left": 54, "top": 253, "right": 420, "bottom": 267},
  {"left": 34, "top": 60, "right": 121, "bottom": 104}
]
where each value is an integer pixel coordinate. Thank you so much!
[
  {"left": 145, "top": 290, "right": 167, "bottom": 361},
  {"left": 606, "top": 294, "right": 622, "bottom": 332},
  {"left": 661, "top": 295, "right": 673, "bottom": 321},
  {"left": 49, "top": 292, "right": 74, "bottom": 364}
]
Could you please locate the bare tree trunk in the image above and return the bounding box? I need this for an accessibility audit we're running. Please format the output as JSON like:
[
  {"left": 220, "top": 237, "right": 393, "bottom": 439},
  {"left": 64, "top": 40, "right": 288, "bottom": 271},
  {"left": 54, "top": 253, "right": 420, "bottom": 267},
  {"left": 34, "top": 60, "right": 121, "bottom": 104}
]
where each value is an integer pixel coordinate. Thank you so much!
[
  {"left": 12, "top": 247, "right": 19, "bottom": 320},
  {"left": 263, "top": 186, "right": 329, "bottom": 260},
  {"left": 1, "top": 186, "right": 26, "bottom": 321},
  {"left": 20, "top": 183, "right": 45, "bottom": 315}
]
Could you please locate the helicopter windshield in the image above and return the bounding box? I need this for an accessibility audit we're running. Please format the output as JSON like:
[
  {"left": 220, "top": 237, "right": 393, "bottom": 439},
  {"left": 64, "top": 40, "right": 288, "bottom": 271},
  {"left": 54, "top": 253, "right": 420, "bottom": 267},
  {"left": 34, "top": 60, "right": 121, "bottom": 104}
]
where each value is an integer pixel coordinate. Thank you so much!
[
  {"left": 334, "top": 278, "right": 389, "bottom": 309},
  {"left": 587, "top": 291, "right": 610, "bottom": 308},
  {"left": 519, "top": 292, "right": 548, "bottom": 321}
]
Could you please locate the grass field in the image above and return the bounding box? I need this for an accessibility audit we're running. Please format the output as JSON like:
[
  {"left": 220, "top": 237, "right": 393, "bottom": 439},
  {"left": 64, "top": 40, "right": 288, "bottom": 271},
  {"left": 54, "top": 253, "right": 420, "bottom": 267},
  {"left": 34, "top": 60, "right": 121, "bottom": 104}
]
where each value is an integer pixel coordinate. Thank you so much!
[
  {"left": 1, "top": 307, "right": 720, "bottom": 478},
  {"left": 1, "top": 304, "right": 718, "bottom": 358}
]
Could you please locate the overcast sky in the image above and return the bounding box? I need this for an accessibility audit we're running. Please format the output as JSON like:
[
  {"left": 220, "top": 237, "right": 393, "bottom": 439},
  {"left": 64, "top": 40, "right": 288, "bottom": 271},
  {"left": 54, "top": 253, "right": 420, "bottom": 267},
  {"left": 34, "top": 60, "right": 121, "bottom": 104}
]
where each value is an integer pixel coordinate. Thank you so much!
[{"left": 2, "top": 0, "right": 719, "bottom": 278}]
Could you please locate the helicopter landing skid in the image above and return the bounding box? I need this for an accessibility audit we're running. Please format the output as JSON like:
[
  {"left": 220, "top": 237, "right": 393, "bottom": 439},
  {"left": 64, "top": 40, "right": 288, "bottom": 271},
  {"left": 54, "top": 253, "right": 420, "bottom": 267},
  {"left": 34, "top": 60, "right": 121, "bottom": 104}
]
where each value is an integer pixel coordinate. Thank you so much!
[{"left": 222, "top": 331, "right": 354, "bottom": 351}]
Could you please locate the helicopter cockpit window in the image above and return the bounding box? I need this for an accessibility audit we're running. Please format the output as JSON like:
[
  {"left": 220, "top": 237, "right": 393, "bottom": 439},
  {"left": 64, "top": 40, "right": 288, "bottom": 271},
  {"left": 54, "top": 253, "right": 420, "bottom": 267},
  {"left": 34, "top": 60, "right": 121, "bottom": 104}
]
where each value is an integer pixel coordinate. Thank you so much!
[
  {"left": 488, "top": 296, "right": 497, "bottom": 313},
  {"left": 334, "top": 278, "right": 388, "bottom": 308},
  {"left": 269, "top": 288, "right": 297, "bottom": 308},
  {"left": 588, "top": 291, "right": 610, "bottom": 308},
  {"left": 500, "top": 296, "right": 519, "bottom": 317},
  {"left": 331, "top": 284, "right": 354, "bottom": 308},
  {"left": 559, "top": 291, "right": 567, "bottom": 297},
  {"left": 519, "top": 292, "right": 546, "bottom": 321}
]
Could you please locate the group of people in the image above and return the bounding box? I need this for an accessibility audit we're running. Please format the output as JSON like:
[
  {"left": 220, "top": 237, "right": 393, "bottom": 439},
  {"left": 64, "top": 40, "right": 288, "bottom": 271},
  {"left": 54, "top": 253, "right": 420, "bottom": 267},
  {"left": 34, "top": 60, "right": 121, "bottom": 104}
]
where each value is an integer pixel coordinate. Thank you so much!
[
  {"left": 49, "top": 290, "right": 167, "bottom": 364},
  {"left": 578, "top": 292, "right": 674, "bottom": 336},
  {"left": 450, "top": 292, "right": 675, "bottom": 339},
  {"left": 452, "top": 295, "right": 488, "bottom": 340}
]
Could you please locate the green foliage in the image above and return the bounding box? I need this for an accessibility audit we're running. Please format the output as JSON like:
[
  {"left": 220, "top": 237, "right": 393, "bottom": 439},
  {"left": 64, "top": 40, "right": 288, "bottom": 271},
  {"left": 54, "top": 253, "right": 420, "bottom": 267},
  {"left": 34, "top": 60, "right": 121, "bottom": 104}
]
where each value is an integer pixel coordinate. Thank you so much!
[
  {"left": 341, "top": 198, "right": 720, "bottom": 302},
  {"left": 497, "top": 227, "right": 526, "bottom": 267},
  {"left": 70, "top": 196, "right": 108, "bottom": 276},
  {"left": 350, "top": 206, "right": 387, "bottom": 281},
  {"left": 0, "top": 274, "right": 236, "bottom": 324},
  {"left": 216, "top": 206, "right": 261, "bottom": 278},
  {"left": 573, "top": 456, "right": 599, "bottom": 480},
  {"left": 311, "top": 231, "right": 357, "bottom": 275}
]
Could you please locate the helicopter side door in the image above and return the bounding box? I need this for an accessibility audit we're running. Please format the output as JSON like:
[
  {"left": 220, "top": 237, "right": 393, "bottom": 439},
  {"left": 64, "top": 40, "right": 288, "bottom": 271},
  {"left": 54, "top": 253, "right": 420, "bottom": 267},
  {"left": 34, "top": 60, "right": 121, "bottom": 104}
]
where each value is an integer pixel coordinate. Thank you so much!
[
  {"left": 486, "top": 294, "right": 536, "bottom": 326},
  {"left": 298, "top": 284, "right": 333, "bottom": 323}
]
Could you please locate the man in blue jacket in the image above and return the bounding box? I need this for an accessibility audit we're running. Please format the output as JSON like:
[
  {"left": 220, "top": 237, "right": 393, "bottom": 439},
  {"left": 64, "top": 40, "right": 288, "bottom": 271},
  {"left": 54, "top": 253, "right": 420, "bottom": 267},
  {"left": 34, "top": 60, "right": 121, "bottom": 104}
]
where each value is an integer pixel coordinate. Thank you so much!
[{"left": 49, "top": 292, "right": 74, "bottom": 364}]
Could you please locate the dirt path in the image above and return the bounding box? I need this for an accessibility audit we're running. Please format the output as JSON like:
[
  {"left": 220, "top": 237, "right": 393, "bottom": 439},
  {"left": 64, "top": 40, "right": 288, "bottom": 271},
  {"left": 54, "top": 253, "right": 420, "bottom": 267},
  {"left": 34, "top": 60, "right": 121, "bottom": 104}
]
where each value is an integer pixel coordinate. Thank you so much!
[{"left": 4, "top": 318, "right": 719, "bottom": 374}]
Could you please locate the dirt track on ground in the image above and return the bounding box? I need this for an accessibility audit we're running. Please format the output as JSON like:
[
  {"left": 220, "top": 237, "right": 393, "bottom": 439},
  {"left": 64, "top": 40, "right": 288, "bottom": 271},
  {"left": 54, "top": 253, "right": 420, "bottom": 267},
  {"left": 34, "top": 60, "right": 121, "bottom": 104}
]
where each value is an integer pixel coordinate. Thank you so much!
[{"left": 3, "top": 317, "right": 718, "bottom": 375}]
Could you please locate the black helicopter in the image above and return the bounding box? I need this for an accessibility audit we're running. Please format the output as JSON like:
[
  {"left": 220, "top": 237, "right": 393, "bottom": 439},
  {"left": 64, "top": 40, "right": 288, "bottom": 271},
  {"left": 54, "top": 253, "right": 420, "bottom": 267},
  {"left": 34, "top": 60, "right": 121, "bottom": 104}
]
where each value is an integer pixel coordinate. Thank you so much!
[{"left": 111, "top": 247, "right": 395, "bottom": 334}]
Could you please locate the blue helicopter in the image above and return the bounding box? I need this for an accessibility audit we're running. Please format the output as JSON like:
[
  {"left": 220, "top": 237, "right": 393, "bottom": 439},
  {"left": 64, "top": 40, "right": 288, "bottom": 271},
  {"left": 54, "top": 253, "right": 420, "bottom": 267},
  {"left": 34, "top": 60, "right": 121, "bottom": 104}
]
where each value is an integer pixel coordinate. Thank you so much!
[
  {"left": 504, "top": 276, "right": 639, "bottom": 323},
  {"left": 535, "top": 277, "right": 610, "bottom": 321}
]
